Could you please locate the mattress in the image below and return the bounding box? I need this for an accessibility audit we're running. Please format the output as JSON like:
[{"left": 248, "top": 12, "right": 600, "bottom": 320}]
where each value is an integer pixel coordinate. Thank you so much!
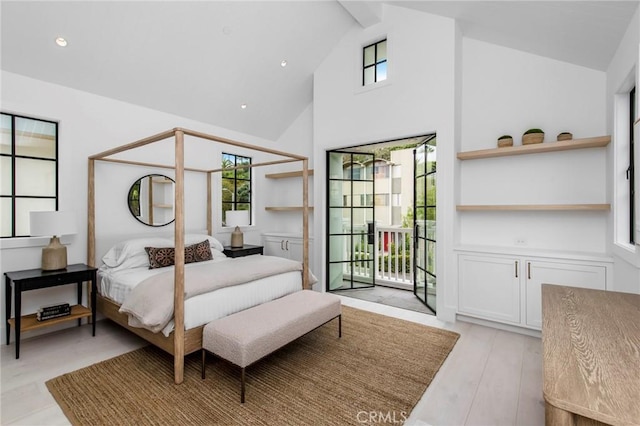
[{"left": 98, "top": 257, "right": 302, "bottom": 336}]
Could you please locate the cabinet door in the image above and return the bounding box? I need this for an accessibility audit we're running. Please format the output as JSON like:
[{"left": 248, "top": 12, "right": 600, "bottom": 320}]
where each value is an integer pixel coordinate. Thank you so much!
[
  {"left": 263, "top": 237, "right": 285, "bottom": 258},
  {"left": 458, "top": 254, "right": 521, "bottom": 324},
  {"left": 525, "top": 261, "right": 606, "bottom": 329}
]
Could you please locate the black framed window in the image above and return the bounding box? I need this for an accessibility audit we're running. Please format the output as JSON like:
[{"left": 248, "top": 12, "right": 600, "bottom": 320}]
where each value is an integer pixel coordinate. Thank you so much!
[
  {"left": 221, "top": 152, "right": 251, "bottom": 226},
  {"left": 0, "top": 113, "right": 58, "bottom": 238},
  {"left": 363, "top": 39, "right": 387, "bottom": 86},
  {"left": 630, "top": 86, "right": 636, "bottom": 244}
]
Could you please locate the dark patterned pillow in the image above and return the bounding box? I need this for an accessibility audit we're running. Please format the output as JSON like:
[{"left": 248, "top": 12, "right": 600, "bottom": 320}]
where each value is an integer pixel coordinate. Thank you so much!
[{"left": 146, "top": 240, "right": 212, "bottom": 269}]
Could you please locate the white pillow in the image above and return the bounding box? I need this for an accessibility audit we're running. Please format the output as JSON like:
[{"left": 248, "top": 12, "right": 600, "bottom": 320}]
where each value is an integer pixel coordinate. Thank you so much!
[
  {"left": 185, "top": 234, "right": 224, "bottom": 252},
  {"left": 102, "top": 237, "right": 173, "bottom": 270}
]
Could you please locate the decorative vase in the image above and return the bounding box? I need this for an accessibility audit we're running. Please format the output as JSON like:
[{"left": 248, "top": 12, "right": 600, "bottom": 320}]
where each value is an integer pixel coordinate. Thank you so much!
[
  {"left": 497, "top": 137, "right": 513, "bottom": 148},
  {"left": 522, "top": 134, "right": 544, "bottom": 145},
  {"left": 557, "top": 132, "right": 573, "bottom": 141}
]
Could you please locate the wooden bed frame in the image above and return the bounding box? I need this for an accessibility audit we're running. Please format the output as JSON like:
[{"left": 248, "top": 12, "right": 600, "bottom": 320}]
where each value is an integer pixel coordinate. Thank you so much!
[{"left": 87, "top": 127, "right": 311, "bottom": 384}]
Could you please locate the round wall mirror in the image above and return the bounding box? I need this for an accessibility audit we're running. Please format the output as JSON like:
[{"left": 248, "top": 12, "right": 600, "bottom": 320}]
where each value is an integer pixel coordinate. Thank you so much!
[{"left": 127, "top": 174, "right": 175, "bottom": 227}]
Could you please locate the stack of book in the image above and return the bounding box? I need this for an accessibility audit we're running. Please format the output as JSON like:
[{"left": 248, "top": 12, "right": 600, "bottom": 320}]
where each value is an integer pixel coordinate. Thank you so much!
[{"left": 36, "top": 303, "right": 71, "bottom": 321}]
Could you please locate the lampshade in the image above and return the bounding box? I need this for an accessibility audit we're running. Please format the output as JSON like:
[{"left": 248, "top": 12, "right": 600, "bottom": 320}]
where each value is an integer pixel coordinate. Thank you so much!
[
  {"left": 30, "top": 211, "right": 77, "bottom": 271},
  {"left": 226, "top": 210, "right": 250, "bottom": 228},
  {"left": 30, "top": 211, "right": 77, "bottom": 237}
]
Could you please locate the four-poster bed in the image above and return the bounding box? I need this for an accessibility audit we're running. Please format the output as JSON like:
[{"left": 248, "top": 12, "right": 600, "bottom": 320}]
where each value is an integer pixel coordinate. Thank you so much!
[{"left": 87, "top": 127, "right": 311, "bottom": 384}]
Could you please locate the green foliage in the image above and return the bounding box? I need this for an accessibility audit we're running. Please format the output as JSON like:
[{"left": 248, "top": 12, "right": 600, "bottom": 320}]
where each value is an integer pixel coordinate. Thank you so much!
[
  {"left": 524, "top": 128, "right": 544, "bottom": 135},
  {"left": 498, "top": 135, "right": 512, "bottom": 140}
]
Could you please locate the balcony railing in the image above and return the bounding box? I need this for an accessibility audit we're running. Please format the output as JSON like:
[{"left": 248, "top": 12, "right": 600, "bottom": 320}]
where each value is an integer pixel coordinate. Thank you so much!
[{"left": 349, "top": 226, "right": 414, "bottom": 290}]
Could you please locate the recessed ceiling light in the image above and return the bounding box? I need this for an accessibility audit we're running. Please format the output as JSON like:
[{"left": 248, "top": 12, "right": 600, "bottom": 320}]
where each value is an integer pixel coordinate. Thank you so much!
[
  {"left": 280, "top": 60, "right": 287, "bottom": 68},
  {"left": 241, "top": 104, "right": 247, "bottom": 109},
  {"left": 55, "top": 37, "right": 68, "bottom": 47}
]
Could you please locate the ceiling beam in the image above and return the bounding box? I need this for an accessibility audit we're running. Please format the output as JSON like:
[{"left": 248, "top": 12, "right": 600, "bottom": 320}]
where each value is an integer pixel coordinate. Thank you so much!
[{"left": 338, "top": 1, "right": 381, "bottom": 28}]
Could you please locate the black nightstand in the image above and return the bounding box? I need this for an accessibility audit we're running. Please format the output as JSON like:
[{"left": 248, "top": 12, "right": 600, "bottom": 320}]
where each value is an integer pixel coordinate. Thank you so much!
[
  {"left": 223, "top": 245, "right": 264, "bottom": 258},
  {"left": 4, "top": 263, "right": 98, "bottom": 359}
]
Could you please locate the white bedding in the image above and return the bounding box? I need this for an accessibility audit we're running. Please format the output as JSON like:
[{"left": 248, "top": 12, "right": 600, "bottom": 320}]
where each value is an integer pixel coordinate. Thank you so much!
[{"left": 98, "top": 257, "right": 302, "bottom": 336}]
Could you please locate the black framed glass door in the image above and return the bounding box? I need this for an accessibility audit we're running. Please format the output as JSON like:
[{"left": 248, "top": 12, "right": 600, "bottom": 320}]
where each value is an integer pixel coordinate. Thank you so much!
[
  {"left": 414, "top": 137, "right": 436, "bottom": 313},
  {"left": 327, "top": 150, "right": 375, "bottom": 291}
]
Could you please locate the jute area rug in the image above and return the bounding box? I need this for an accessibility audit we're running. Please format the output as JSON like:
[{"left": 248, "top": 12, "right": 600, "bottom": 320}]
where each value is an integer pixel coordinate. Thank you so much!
[{"left": 46, "top": 306, "right": 459, "bottom": 425}]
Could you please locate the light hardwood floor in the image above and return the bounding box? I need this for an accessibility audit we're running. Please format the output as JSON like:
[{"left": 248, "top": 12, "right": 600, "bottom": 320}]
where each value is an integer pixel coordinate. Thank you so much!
[{"left": 0, "top": 297, "right": 544, "bottom": 425}]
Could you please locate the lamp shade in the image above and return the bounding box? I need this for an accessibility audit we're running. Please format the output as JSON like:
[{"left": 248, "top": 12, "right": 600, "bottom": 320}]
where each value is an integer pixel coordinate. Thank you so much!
[
  {"left": 226, "top": 210, "right": 249, "bottom": 228},
  {"left": 30, "top": 211, "right": 77, "bottom": 237}
]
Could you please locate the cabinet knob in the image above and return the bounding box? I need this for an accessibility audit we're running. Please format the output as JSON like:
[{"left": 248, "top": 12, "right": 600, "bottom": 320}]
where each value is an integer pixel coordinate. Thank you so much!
[{"left": 515, "top": 261, "right": 518, "bottom": 278}]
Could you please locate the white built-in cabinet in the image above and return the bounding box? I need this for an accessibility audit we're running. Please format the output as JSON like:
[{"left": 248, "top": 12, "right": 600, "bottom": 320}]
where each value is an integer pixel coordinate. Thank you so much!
[
  {"left": 458, "top": 250, "right": 609, "bottom": 330},
  {"left": 263, "top": 233, "right": 313, "bottom": 272}
]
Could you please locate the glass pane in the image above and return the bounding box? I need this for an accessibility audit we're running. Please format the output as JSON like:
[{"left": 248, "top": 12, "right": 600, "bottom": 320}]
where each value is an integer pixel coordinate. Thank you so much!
[
  {"left": 1, "top": 114, "right": 11, "bottom": 155},
  {"left": 364, "top": 45, "right": 375, "bottom": 66},
  {"left": 352, "top": 208, "right": 373, "bottom": 229},
  {"left": 329, "top": 207, "right": 351, "bottom": 234},
  {"left": 236, "top": 157, "right": 251, "bottom": 180},
  {"left": 222, "top": 204, "right": 232, "bottom": 224},
  {"left": 377, "top": 40, "right": 387, "bottom": 61},
  {"left": 328, "top": 152, "right": 345, "bottom": 179},
  {"left": 328, "top": 263, "right": 347, "bottom": 290},
  {"left": 426, "top": 143, "right": 437, "bottom": 172},
  {"left": 221, "top": 153, "right": 235, "bottom": 178},
  {"left": 329, "top": 180, "right": 344, "bottom": 206},
  {"left": 236, "top": 180, "right": 250, "bottom": 202},
  {"left": 426, "top": 216, "right": 436, "bottom": 240},
  {"left": 416, "top": 176, "right": 425, "bottom": 208},
  {"left": 329, "top": 235, "right": 350, "bottom": 262},
  {"left": 364, "top": 66, "right": 375, "bottom": 85},
  {"left": 222, "top": 180, "right": 234, "bottom": 202},
  {"left": 427, "top": 240, "right": 436, "bottom": 275},
  {"left": 415, "top": 144, "right": 426, "bottom": 175},
  {"left": 237, "top": 203, "right": 250, "bottom": 212},
  {"left": 15, "top": 158, "right": 55, "bottom": 196},
  {"left": 427, "top": 174, "right": 436, "bottom": 207},
  {"left": 353, "top": 235, "right": 373, "bottom": 260},
  {"left": 15, "top": 117, "right": 56, "bottom": 159},
  {"left": 376, "top": 61, "right": 387, "bottom": 82},
  {"left": 1, "top": 157, "right": 12, "bottom": 195},
  {"left": 0, "top": 198, "right": 11, "bottom": 237},
  {"left": 16, "top": 198, "right": 55, "bottom": 236}
]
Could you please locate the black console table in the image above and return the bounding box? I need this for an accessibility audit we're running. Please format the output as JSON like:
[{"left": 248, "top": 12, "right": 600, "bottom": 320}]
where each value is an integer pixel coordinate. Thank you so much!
[{"left": 4, "top": 263, "right": 98, "bottom": 359}]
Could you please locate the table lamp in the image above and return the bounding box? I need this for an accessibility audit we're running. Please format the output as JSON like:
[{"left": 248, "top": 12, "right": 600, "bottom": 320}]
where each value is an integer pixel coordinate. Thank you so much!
[
  {"left": 226, "top": 210, "right": 249, "bottom": 248},
  {"left": 30, "top": 211, "right": 77, "bottom": 270}
]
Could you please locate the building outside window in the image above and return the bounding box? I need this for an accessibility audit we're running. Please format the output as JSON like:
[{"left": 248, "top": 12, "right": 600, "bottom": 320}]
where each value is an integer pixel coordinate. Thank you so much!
[
  {"left": 221, "top": 152, "right": 251, "bottom": 226},
  {"left": 0, "top": 113, "right": 58, "bottom": 238},
  {"left": 363, "top": 39, "right": 387, "bottom": 86}
]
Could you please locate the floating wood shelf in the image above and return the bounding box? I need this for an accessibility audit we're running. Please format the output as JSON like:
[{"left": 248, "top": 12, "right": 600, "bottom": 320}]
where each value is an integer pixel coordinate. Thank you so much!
[
  {"left": 265, "top": 170, "right": 314, "bottom": 179},
  {"left": 456, "top": 204, "right": 611, "bottom": 212},
  {"left": 457, "top": 136, "right": 610, "bottom": 160},
  {"left": 265, "top": 206, "right": 314, "bottom": 211},
  {"left": 153, "top": 204, "right": 173, "bottom": 208}
]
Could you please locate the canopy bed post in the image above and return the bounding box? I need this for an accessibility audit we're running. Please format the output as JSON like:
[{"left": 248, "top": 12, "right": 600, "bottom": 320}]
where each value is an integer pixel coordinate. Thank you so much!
[
  {"left": 173, "top": 129, "right": 186, "bottom": 384},
  {"left": 302, "top": 159, "right": 310, "bottom": 290},
  {"left": 207, "top": 171, "right": 212, "bottom": 235},
  {"left": 88, "top": 158, "right": 96, "bottom": 268}
]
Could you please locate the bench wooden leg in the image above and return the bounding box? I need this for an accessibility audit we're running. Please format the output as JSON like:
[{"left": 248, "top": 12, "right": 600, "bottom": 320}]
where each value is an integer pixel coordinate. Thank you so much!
[
  {"left": 241, "top": 367, "right": 246, "bottom": 403},
  {"left": 201, "top": 349, "right": 206, "bottom": 379}
]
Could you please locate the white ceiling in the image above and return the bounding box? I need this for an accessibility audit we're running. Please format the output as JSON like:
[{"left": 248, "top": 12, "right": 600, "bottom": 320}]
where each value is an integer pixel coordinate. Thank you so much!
[{"left": 1, "top": 1, "right": 637, "bottom": 141}]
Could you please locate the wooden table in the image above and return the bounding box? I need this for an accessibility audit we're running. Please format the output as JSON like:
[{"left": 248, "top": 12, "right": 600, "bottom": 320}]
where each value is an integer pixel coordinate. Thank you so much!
[{"left": 542, "top": 284, "right": 640, "bottom": 426}]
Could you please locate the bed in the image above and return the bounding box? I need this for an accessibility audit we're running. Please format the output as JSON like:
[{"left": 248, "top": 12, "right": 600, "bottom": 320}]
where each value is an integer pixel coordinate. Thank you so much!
[{"left": 87, "top": 128, "right": 311, "bottom": 384}]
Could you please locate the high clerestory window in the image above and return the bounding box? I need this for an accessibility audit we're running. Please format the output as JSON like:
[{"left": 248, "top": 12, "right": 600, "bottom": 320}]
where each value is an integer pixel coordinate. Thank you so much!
[
  {"left": 221, "top": 153, "right": 252, "bottom": 226},
  {"left": 363, "top": 39, "right": 387, "bottom": 86},
  {"left": 0, "top": 113, "right": 58, "bottom": 238}
]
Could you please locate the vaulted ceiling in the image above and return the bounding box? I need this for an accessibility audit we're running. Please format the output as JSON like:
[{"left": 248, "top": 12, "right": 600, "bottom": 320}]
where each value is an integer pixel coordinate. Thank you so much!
[{"left": 1, "top": 1, "right": 637, "bottom": 141}]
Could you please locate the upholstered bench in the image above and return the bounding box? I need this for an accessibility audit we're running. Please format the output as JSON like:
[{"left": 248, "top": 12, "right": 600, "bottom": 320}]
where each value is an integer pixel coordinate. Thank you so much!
[{"left": 201, "top": 290, "right": 342, "bottom": 403}]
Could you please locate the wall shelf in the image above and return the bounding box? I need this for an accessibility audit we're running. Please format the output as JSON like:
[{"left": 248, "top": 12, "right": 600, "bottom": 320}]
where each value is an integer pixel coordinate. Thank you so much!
[
  {"left": 265, "top": 206, "right": 314, "bottom": 212},
  {"left": 456, "top": 204, "right": 610, "bottom": 212},
  {"left": 457, "top": 136, "right": 610, "bottom": 161},
  {"left": 265, "top": 170, "right": 314, "bottom": 179}
]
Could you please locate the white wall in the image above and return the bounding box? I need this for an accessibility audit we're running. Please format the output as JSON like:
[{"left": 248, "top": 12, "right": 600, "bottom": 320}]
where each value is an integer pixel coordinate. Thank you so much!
[
  {"left": 313, "top": 4, "right": 459, "bottom": 320},
  {"left": 0, "top": 71, "right": 287, "bottom": 341},
  {"left": 460, "top": 39, "right": 608, "bottom": 253},
  {"left": 606, "top": 7, "right": 640, "bottom": 293}
]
